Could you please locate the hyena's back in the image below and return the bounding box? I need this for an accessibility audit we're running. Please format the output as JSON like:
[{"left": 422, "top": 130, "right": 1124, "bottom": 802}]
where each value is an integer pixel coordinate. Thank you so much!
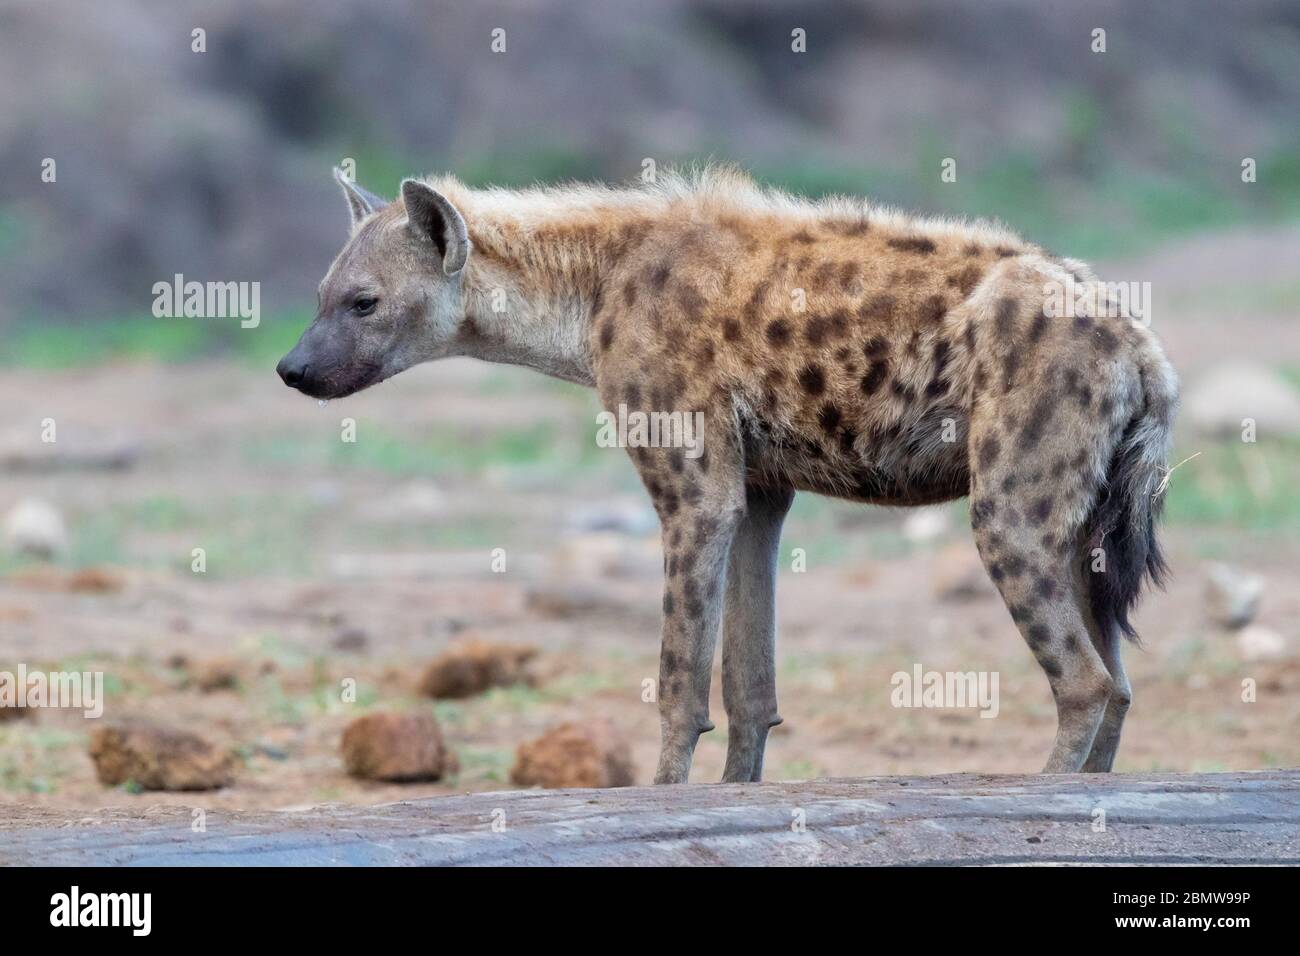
[
  {"left": 598, "top": 202, "right": 1170, "bottom": 510},
  {"left": 594, "top": 185, "right": 1177, "bottom": 773}
]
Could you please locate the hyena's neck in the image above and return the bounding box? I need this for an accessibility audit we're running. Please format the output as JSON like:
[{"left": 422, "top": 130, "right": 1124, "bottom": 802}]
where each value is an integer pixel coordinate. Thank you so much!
[{"left": 451, "top": 197, "right": 630, "bottom": 387}]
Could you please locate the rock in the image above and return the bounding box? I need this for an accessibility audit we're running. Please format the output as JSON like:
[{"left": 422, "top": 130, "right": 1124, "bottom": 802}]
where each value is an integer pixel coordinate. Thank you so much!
[
  {"left": 331, "top": 627, "right": 369, "bottom": 652},
  {"left": 88, "top": 724, "right": 234, "bottom": 791},
  {"left": 931, "top": 542, "right": 996, "bottom": 602},
  {"left": 190, "top": 658, "right": 241, "bottom": 692},
  {"left": 2, "top": 498, "right": 66, "bottom": 558},
  {"left": 418, "top": 639, "right": 538, "bottom": 699},
  {"left": 1204, "top": 563, "right": 1263, "bottom": 630},
  {"left": 902, "top": 506, "right": 951, "bottom": 544},
  {"left": 1235, "top": 626, "right": 1287, "bottom": 662},
  {"left": 510, "top": 720, "right": 635, "bottom": 789},
  {"left": 10, "top": 565, "right": 125, "bottom": 593},
  {"left": 341, "top": 712, "right": 454, "bottom": 783},
  {"left": 0, "top": 703, "right": 31, "bottom": 722},
  {"left": 1184, "top": 362, "right": 1300, "bottom": 438}
]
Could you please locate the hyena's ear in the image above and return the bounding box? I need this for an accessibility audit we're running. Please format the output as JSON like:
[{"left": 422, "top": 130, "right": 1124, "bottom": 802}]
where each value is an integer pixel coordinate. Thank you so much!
[
  {"left": 333, "top": 167, "right": 388, "bottom": 229},
  {"left": 400, "top": 178, "right": 470, "bottom": 275}
]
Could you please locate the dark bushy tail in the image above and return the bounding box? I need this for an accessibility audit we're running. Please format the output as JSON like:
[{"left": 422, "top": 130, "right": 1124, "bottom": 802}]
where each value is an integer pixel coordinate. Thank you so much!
[{"left": 1086, "top": 344, "right": 1179, "bottom": 644}]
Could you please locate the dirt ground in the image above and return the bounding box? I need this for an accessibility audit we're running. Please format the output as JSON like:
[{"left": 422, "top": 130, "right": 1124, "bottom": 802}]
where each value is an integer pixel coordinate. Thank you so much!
[{"left": 0, "top": 226, "right": 1298, "bottom": 820}]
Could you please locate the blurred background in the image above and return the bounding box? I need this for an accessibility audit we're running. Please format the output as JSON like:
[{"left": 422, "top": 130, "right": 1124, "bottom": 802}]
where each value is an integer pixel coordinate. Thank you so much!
[{"left": 1, "top": 0, "right": 1298, "bottom": 811}]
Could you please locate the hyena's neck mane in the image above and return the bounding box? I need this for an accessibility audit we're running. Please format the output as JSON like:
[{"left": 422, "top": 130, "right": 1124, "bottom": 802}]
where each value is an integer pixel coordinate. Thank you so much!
[{"left": 433, "top": 166, "right": 1024, "bottom": 386}]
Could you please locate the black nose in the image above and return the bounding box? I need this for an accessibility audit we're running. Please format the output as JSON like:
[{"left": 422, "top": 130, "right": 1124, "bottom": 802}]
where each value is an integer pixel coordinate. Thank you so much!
[{"left": 277, "top": 357, "right": 307, "bottom": 388}]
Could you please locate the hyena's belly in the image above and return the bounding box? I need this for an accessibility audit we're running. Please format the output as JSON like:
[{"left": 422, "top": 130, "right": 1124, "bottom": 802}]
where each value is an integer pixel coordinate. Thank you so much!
[{"left": 741, "top": 402, "right": 972, "bottom": 506}]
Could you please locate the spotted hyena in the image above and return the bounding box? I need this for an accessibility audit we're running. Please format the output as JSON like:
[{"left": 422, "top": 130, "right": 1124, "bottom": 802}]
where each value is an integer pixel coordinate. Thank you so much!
[{"left": 279, "top": 166, "right": 1178, "bottom": 784}]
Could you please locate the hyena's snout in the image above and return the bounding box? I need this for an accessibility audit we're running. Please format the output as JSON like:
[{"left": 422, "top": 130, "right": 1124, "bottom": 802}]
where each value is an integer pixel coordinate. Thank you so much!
[
  {"left": 276, "top": 320, "right": 378, "bottom": 399},
  {"left": 275, "top": 348, "right": 309, "bottom": 390}
]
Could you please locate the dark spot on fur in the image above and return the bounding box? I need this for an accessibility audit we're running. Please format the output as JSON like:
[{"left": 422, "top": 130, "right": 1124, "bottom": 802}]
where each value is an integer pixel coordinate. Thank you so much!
[
  {"left": 798, "top": 364, "right": 826, "bottom": 396},
  {"left": 1095, "top": 324, "right": 1120, "bottom": 354},
  {"left": 860, "top": 360, "right": 889, "bottom": 395},
  {"left": 947, "top": 264, "right": 984, "bottom": 297},
  {"left": 1028, "top": 497, "right": 1053, "bottom": 525},
  {"left": 599, "top": 321, "right": 615, "bottom": 350},
  {"left": 723, "top": 318, "right": 742, "bottom": 341},
  {"left": 977, "top": 436, "right": 1001, "bottom": 469},
  {"left": 919, "top": 294, "right": 947, "bottom": 325},
  {"left": 1018, "top": 400, "right": 1057, "bottom": 450},
  {"left": 888, "top": 236, "right": 936, "bottom": 254},
  {"left": 1002, "top": 352, "right": 1021, "bottom": 393},
  {"left": 766, "top": 319, "right": 791, "bottom": 346},
  {"left": 1028, "top": 312, "right": 1049, "bottom": 342},
  {"left": 859, "top": 295, "right": 896, "bottom": 323},
  {"left": 791, "top": 229, "right": 815, "bottom": 244},
  {"left": 863, "top": 335, "right": 889, "bottom": 358},
  {"left": 649, "top": 263, "right": 671, "bottom": 291},
  {"left": 1002, "top": 554, "right": 1027, "bottom": 577},
  {"left": 663, "top": 591, "right": 675, "bottom": 617},
  {"left": 817, "top": 403, "right": 842, "bottom": 432},
  {"left": 995, "top": 298, "right": 1018, "bottom": 339},
  {"left": 1027, "top": 624, "right": 1051, "bottom": 647}
]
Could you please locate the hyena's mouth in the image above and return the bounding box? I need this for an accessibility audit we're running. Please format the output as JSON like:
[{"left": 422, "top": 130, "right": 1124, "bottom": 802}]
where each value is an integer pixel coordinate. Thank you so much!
[{"left": 293, "top": 362, "right": 385, "bottom": 400}]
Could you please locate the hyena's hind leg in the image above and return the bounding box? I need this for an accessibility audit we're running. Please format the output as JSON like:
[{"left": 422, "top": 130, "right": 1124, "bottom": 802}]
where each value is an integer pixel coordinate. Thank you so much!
[
  {"left": 965, "top": 264, "right": 1175, "bottom": 773},
  {"left": 1080, "top": 622, "right": 1131, "bottom": 771},
  {"left": 720, "top": 484, "right": 794, "bottom": 783},
  {"left": 970, "top": 486, "right": 1114, "bottom": 773}
]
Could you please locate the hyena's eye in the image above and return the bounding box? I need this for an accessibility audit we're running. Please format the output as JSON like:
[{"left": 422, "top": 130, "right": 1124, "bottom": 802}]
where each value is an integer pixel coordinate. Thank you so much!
[{"left": 352, "top": 297, "right": 379, "bottom": 316}]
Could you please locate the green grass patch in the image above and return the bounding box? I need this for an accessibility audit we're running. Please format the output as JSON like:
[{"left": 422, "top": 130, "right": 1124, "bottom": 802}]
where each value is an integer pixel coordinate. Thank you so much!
[{"left": 1164, "top": 439, "right": 1300, "bottom": 530}]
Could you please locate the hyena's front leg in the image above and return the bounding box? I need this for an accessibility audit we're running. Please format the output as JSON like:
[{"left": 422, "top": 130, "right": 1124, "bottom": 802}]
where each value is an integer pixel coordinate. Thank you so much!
[
  {"left": 720, "top": 484, "right": 794, "bottom": 783},
  {"left": 635, "top": 442, "right": 746, "bottom": 785}
]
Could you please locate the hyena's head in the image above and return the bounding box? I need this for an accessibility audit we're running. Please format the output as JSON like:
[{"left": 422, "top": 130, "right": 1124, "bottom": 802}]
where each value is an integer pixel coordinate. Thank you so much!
[{"left": 276, "top": 169, "right": 471, "bottom": 399}]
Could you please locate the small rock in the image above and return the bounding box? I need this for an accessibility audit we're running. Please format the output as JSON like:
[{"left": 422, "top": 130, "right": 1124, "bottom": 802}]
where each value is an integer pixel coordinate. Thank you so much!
[
  {"left": 418, "top": 639, "right": 538, "bottom": 699},
  {"left": 10, "top": 565, "right": 125, "bottom": 593},
  {"left": 902, "top": 506, "right": 951, "bottom": 544},
  {"left": 65, "top": 567, "right": 126, "bottom": 593},
  {"left": 510, "top": 720, "right": 635, "bottom": 789},
  {"left": 190, "top": 658, "right": 241, "bottom": 692},
  {"left": 1185, "top": 361, "right": 1300, "bottom": 438},
  {"left": 1235, "top": 626, "right": 1287, "bottom": 662},
  {"left": 88, "top": 724, "right": 234, "bottom": 791},
  {"left": 341, "top": 711, "right": 454, "bottom": 782},
  {"left": 0, "top": 703, "right": 31, "bottom": 722},
  {"left": 2, "top": 498, "right": 67, "bottom": 558},
  {"left": 331, "top": 627, "right": 369, "bottom": 652},
  {"left": 931, "top": 542, "right": 996, "bottom": 602},
  {"left": 1205, "top": 563, "right": 1263, "bottom": 630}
]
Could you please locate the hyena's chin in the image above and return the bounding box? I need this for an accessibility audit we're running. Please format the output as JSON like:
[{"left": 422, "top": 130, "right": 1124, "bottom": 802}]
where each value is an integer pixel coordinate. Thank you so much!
[{"left": 298, "top": 363, "right": 385, "bottom": 400}]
